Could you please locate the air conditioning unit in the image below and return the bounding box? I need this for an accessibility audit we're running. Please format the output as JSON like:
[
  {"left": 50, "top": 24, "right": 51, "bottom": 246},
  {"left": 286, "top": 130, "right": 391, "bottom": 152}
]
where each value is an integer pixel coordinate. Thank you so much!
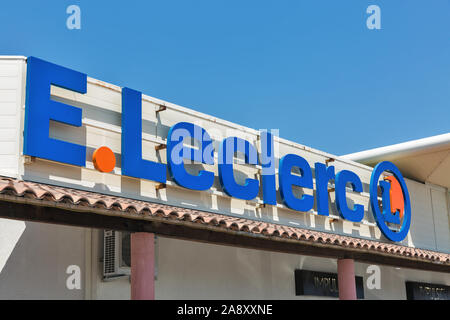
[
  {"left": 102, "top": 230, "right": 158, "bottom": 280},
  {"left": 103, "top": 230, "right": 131, "bottom": 279}
]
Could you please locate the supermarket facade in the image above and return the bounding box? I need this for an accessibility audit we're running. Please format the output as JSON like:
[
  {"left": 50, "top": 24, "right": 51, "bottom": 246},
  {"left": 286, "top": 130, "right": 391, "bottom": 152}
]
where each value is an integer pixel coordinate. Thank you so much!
[{"left": 0, "top": 56, "right": 448, "bottom": 299}]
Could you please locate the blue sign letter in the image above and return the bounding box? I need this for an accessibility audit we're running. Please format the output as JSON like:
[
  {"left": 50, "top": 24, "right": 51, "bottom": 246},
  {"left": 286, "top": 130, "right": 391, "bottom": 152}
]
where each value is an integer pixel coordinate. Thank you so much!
[
  {"left": 260, "top": 130, "right": 277, "bottom": 205},
  {"left": 218, "top": 137, "right": 259, "bottom": 200},
  {"left": 335, "top": 170, "right": 364, "bottom": 222},
  {"left": 24, "top": 56, "right": 86, "bottom": 166},
  {"left": 315, "top": 163, "right": 335, "bottom": 216},
  {"left": 279, "top": 154, "right": 314, "bottom": 212},
  {"left": 379, "top": 180, "right": 401, "bottom": 224},
  {"left": 121, "top": 87, "right": 166, "bottom": 183},
  {"left": 167, "top": 122, "right": 214, "bottom": 190}
]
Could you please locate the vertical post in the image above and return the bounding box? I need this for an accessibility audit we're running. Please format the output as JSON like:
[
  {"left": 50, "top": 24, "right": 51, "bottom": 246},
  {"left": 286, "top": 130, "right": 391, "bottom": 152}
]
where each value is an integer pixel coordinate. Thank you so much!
[
  {"left": 131, "top": 232, "right": 155, "bottom": 300},
  {"left": 337, "top": 258, "right": 357, "bottom": 300}
]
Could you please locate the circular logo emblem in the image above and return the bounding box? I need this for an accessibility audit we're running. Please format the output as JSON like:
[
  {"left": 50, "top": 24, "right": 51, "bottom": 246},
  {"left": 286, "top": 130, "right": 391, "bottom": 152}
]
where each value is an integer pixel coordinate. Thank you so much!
[{"left": 369, "top": 161, "right": 411, "bottom": 242}]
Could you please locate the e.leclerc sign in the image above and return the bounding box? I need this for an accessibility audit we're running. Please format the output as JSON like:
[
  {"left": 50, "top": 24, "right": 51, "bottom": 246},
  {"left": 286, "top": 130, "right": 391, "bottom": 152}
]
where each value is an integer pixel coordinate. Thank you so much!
[{"left": 23, "top": 57, "right": 412, "bottom": 242}]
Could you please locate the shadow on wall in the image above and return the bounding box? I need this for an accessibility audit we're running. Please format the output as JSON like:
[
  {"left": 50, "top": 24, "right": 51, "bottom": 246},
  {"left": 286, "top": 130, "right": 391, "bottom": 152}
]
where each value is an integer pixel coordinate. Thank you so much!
[{"left": 0, "top": 218, "right": 85, "bottom": 299}]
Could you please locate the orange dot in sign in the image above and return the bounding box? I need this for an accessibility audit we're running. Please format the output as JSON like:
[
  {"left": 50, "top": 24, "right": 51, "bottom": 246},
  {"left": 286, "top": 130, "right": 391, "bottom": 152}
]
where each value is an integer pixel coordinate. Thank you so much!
[{"left": 93, "top": 146, "right": 116, "bottom": 173}]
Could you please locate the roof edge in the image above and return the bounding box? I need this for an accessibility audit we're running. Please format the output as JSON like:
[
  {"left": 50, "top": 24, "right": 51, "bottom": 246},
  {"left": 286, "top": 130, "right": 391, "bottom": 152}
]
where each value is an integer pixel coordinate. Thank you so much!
[
  {"left": 341, "top": 133, "right": 450, "bottom": 165},
  {"left": 0, "top": 55, "right": 27, "bottom": 61},
  {"left": 0, "top": 177, "right": 448, "bottom": 269}
]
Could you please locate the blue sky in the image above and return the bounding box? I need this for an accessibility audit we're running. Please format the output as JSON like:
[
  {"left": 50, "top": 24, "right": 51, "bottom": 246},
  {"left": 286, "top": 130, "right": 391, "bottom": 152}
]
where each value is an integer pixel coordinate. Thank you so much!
[{"left": 1, "top": 0, "right": 449, "bottom": 155}]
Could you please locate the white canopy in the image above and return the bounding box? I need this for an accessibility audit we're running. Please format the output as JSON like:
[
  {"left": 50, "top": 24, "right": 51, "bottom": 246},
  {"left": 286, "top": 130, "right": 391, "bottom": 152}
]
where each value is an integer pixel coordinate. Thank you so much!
[{"left": 340, "top": 133, "right": 450, "bottom": 189}]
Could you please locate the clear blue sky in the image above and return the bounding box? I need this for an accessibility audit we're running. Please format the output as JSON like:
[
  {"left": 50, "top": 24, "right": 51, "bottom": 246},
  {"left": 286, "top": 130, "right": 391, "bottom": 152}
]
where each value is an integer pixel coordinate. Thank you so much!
[{"left": 1, "top": 0, "right": 449, "bottom": 155}]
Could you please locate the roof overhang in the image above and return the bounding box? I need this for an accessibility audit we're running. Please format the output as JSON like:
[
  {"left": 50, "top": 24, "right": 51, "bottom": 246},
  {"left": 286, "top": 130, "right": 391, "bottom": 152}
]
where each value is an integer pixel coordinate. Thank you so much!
[
  {"left": 0, "top": 177, "right": 448, "bottom": 273},
  {"left": 341, "top": 133, "right": 450, "bottom": 188}
]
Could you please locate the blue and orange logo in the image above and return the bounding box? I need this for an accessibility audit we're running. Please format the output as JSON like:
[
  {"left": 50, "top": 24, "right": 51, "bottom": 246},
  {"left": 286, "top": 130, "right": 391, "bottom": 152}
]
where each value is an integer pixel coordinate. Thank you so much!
[{"left": 370, "top": 162, "right": 411, "bottom": 242}]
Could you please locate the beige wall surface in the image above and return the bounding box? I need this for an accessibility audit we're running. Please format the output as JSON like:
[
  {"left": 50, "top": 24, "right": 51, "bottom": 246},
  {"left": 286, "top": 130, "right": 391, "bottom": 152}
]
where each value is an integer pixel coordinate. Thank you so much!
[
  {"left": 154, "top": 236, "right": 450, "bottom": 300},
  {"left": 0, "top": 218, "right": 85, "bottom": 299},
  {"left": 1, "top": 221, "right": 448, "bottom": 300}
]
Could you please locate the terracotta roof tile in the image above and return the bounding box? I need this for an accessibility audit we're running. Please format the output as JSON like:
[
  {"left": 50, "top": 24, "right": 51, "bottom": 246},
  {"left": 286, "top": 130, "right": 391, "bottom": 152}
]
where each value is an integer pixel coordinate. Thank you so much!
[{"left": 0, "top": 177, "right": 449, "bottom": 265}]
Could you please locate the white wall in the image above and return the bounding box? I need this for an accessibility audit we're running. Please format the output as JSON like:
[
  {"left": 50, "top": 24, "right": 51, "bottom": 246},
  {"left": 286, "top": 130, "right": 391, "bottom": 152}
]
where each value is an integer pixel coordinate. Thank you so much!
[
  {"left": 354, "top": 262, "right": 450, "bottom": 300},
  {"left": 0, "top": 218, "right": 85, "bottom": 299},
  {"left": 0, "top": 57, "right": 25, "bottom": 179},
  {"left": 154, "top": 236, "right": 450, "bottom": 300},
  {"left": 0, "top": 222, "right": 448, "bottom": 300},
  {"left": 92, "top": 234, "right": 450, "bottom": 300},
  {"left": 406, "top": 179, "right": 450, "bottom": 252}
]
